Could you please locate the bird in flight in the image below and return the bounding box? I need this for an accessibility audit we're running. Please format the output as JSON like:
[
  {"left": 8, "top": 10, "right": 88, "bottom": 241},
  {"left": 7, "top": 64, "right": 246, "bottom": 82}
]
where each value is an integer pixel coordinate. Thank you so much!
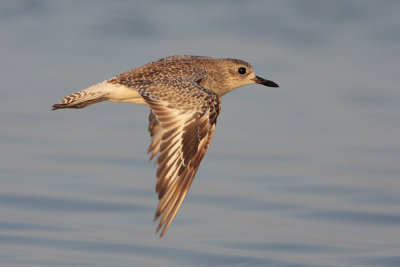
[{"left": 52, "top": 55, "right": 279, "bottom": 237}]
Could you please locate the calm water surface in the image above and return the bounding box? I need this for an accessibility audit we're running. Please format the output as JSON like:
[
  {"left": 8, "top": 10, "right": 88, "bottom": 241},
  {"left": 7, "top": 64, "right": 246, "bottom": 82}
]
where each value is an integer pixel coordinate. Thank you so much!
[{"left": 1, "top": 1, "right": 400, "bottom": 266}]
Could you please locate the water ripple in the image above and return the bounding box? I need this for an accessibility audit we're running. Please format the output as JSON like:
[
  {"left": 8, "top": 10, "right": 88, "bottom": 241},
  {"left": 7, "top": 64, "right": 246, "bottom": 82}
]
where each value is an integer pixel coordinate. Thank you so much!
[
  {"left": 300, "top": 209, "right": 400, "bottom": 226},
  {"left": 0, "top": 194, "right": 145, "bottom": 213}
]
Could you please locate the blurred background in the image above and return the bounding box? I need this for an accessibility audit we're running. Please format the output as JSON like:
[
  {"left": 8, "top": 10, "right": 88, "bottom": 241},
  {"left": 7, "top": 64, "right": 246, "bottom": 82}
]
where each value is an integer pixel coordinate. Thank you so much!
[{"left": 1, "top": 1, "right": 399, "bottom": 266}]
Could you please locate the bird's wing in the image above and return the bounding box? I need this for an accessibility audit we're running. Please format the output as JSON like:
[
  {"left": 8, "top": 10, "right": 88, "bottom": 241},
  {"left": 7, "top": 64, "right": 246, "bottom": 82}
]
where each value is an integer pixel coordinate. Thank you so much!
[
  {"left": 139, "top": 78, "right": 221, "bottom": 237},
  {"left": 147, "top": 110, "right": 162, "bottom": 161}
]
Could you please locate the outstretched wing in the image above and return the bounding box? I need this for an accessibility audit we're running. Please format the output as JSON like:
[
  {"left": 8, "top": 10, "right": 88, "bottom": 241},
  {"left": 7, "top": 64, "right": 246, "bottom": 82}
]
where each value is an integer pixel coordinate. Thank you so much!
[{"left": 140, "top": 78, "right": 221, "bottom": 237}]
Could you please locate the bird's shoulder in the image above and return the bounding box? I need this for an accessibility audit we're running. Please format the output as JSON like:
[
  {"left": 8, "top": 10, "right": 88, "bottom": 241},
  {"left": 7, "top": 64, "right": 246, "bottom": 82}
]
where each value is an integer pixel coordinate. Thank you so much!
[{"left": 138, "top": 76, "right": 220, "bottom": 114}]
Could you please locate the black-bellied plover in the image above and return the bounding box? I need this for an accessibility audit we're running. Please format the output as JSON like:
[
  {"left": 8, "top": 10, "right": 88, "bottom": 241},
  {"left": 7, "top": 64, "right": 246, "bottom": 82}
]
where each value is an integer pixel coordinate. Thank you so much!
[{"left": 52, "top": 55, "right": 279, "bottom": 237}]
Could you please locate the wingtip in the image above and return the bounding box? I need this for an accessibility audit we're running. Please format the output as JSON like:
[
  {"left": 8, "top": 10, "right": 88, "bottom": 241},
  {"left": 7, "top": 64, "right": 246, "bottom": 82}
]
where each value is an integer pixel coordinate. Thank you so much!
[
  {"left": 154, "top": 212, "right": 167, "bottom": 238},
  {"left": 155, "top": 223, "right": 164, "bottom": 237},
  {"left": 155, "top": 231, "right": 165, "bottom": 238}
]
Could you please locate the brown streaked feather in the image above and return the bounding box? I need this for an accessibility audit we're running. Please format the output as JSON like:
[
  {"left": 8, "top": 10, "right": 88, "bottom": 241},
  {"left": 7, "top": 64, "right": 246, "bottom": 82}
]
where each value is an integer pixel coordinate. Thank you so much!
[
  {"left": 139, "top": 79, "right": 221, "bottom": 237},
  {"left": 147, "top": 111, "right": 162, "bottom": 160}
]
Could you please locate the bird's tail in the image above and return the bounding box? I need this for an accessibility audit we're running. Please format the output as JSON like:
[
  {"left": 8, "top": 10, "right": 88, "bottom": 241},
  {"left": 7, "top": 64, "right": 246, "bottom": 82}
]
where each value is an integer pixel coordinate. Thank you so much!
[{"left": 52, "top": 80, "right": 112, "bottom": 110}]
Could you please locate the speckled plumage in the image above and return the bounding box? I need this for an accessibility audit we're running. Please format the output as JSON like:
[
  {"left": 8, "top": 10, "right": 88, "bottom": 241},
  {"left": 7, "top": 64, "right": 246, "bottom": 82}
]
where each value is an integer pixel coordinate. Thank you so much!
[{"left": 52, "top": 55, "right": 279, "bottom": 237}]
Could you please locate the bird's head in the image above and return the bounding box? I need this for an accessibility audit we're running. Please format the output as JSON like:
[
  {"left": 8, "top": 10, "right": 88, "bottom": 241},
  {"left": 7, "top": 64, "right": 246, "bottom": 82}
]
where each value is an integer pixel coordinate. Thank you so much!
[{"left": 210, "top": 58, "right": 279, "bottom": 95}]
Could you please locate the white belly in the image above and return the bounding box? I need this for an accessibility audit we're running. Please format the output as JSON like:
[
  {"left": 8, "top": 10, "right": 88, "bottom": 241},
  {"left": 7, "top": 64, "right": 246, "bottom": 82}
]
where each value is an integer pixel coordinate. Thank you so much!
[{"left": 107, "top": 83, "right": 146, "bottom": 104}]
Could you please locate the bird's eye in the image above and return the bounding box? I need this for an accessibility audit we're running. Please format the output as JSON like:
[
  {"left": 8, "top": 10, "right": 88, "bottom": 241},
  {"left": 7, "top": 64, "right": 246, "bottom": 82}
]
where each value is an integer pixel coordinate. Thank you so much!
[{"left": 238, "top": 67, "right": 246, "bottom": 74}]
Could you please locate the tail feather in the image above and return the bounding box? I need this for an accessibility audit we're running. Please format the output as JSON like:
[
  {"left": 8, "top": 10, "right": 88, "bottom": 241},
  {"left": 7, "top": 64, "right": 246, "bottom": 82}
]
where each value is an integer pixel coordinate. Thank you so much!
[
  {"left": 52, "top": 76, "right": 147, "bottom": 110},
  {"left": 52, "top": 96, "right": 109, "bottom": 110},
  {"left": 52, "top": 80, "right": 112, "bottom": 110}
]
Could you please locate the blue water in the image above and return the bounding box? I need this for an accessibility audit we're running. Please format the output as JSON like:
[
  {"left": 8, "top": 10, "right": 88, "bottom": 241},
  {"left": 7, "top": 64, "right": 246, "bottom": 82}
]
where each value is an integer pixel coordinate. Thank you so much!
[{"left": 1, "top": 1, "right": 400, "bottom": 266}]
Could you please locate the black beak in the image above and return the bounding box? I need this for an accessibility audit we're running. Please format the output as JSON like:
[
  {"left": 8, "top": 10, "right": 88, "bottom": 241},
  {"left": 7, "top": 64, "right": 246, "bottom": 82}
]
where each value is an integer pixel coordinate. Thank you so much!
[{"left": 253, "top": 76, "right": 279, "bottom": 87}]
